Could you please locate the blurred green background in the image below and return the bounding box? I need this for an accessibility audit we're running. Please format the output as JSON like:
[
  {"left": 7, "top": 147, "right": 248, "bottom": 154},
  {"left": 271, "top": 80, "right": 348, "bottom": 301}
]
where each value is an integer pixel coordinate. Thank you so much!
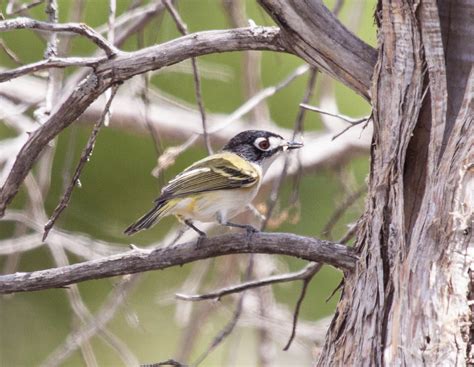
[{"left": 0, "top": 0, "right": 375, "bottom": 365}]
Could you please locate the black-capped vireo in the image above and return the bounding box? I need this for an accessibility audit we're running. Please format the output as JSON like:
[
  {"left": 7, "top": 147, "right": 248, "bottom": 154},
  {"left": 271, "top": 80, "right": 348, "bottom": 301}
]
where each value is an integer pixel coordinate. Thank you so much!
[{"left": 124, "top": 130, "right": 303, "bottom": 237}]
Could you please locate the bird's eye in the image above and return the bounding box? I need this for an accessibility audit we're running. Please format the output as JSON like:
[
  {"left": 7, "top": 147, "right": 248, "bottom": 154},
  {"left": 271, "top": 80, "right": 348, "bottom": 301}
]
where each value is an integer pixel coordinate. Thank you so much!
[{"left": 255, "top": 138, "right": 270, "bottom": 151}]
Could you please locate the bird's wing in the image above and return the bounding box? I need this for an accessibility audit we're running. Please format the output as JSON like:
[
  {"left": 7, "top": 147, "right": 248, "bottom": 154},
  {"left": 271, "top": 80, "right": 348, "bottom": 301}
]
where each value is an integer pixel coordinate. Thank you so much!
[{"left": 159, "top": 152, "right": 259, "bottom": 200}]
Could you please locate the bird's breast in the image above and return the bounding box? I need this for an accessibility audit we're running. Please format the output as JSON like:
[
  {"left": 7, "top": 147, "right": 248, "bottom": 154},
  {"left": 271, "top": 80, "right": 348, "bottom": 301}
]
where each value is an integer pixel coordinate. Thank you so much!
[{"left": 171, "top": 185, "right": 260, "bottom": 223}]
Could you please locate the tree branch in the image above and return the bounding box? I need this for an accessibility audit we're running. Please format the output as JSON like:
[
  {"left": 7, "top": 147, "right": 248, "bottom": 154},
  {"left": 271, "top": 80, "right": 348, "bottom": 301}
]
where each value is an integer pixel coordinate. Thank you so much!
[
  {"left": 0, "top": 232, "right": 357, "bottom": 294},
  {"left": 0, "top": 17, "right": 119, "bottom": 56},
  {"left": 175, "top": 262, "right": 321, "bottom": 301},
  {"left": 0, "top": 26, "right": 286, "bottom": 217},
  {"left": 0, "top": 55, "right": 105, "bottom": 83},
  {"left": 258, "top": 0, "right": 377, "bottom": 99}
]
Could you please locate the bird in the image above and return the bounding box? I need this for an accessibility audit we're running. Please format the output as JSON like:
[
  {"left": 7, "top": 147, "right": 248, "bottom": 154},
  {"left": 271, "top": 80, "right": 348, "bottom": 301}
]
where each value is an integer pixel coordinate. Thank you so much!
[{"left": 124, "top": 130, "right": 303, "bottom": 237}]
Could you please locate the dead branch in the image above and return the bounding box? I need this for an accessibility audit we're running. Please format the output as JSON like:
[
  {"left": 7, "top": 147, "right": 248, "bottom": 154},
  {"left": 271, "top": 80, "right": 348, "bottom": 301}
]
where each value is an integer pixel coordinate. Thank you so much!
[
  {"left": 258, "top": 0, "right": 377, "bottom": 98},
  {"left": 300, "top": 103, "right": 369, "bottom": 125},
  {"left": 0, "top": 17, "right": 119, "bottom": 56},
  {"left": 40, "top": 274, "right": 141, "bottom": 367},
  {"left": 0, "top": 56, "right": 106, "bottom": 82},
  {"left": 164, "top": 0, "right": 212, "bottom": 154},
  {"left": 5, "top": 0, "right": 45, "bottom": 16},
  {"left": 175, "top": 261, "right": 323, "bottom": 301},
  {"left": 283, "top": 263, "right": 323, "bottom": 351},
  {"left": 42, "top": 84, "right": 120, "bottom": 240},
  {"left": 0, "top": 232, "right": 357, "bottom": 294}
]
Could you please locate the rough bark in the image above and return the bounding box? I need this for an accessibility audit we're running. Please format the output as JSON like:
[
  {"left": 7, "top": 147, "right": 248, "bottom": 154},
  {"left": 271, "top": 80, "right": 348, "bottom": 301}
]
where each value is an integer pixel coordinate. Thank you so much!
[
  {"left": 258, "top": 0, "right": 377, "bottom": 99},
  {"left": 316, "top": 0, "right": 474, "bottom": 365}
]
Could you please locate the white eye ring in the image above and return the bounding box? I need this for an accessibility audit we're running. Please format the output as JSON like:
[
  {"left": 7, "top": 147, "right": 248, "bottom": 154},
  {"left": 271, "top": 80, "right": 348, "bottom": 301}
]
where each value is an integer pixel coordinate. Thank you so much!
[{"left": 254, "top": 137, "right": 271, "bottom": 151}]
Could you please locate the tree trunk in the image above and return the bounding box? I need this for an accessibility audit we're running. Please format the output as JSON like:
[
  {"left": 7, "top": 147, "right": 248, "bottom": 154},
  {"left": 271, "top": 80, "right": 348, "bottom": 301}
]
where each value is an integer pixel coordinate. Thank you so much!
[{"left": 317, "top": 0, "right": 473, "bottom": 365}]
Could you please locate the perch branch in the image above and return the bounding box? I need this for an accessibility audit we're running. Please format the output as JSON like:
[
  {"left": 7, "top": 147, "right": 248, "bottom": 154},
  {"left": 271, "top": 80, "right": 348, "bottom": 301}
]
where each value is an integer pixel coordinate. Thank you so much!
[{"left": 0, "top": 232, "right": 357, "bottom": 294}]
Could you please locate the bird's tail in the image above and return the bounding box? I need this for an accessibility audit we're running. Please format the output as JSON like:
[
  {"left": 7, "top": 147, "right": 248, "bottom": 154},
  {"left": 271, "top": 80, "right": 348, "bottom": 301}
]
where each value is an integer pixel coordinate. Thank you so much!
[{"left": 124, "top": 199, "right": 173, "bottom": 235}]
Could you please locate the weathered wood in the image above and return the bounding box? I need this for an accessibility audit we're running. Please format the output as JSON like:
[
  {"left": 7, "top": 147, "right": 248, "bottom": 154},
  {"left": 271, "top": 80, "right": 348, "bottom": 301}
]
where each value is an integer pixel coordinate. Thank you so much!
[
  {"left": 317, "top": 0, "right": 474, "bottom": 365},
  {"left": 258, "top": 0, "right": 377, "bottom": 99},
  {"left": 0, "top": 232, "right": 357, "bottom": 293}
]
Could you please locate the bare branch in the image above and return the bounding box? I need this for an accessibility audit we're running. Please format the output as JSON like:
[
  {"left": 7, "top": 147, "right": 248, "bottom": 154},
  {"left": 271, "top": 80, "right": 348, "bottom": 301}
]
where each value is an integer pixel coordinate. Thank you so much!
[
  {"left": 192, "top": 255, "right": 256, "bottom": 366},
  {"left": 0, "top": 56, "right": 105, "bottom": 83},
  {"left": 0, "top": 38, "right": 23, "bottom": 65},
  {"left": 194, "top": 291, "right": 243, "bottom": 366},
  {"left": 322, "top": 185, "right": 366, "bottom": 240},
  {"left": 175, "top": 261, "right": 322, "bottom": 301},
  {"left": 0, "top": 26, "right": 286, "bottom": 217},
  {"left": 0, "top": 232, "right": 357, "bottom": 294},
  {"left": 258, "top": 0, "right": 377, "bottom": 99},
  {"left": 142, "top": 359, "right": 187, "bottom": 367},
  {"left": 300, "top": 103, "right": 369, "bottom": 125},
  {"left": 40, "top": 274, "right": 141, "bottom": 367},
  {"left": 42, "top": 84, "right": 120, "bottom": 240},
  {"left": 0, "top": 17, "right": 119, "bottom": 56},
  {"left": 6, "top": 0, "right": 44, "bottom": 16},
  {"left": 283, "top": 264, "right": 322, "bottom": 351},
  {"left": 95, "top": 1, "right": 165, "bottom": 47},
  {"left": 164, "top": 0, "right": 212, "bottom": 154}
]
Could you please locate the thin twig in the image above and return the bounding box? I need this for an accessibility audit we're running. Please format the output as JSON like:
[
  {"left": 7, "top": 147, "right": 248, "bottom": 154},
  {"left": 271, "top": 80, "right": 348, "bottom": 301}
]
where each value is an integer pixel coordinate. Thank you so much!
[
  {"left": 103, "top": 0, "right": 116, "bottom": 127},
  {"left": 331, "top": 117, "right": 371, "bottom": 141},
  {"left": 263, "top": 67, "right": 317, "bottom": 229},
  {"left": 141, "top": 359, "right": 188, "bottom": 367},
  {"left": 136, "top": 26, "right": 164, "bottom": 185},
  {"left": 338, "top": 222, "right": 359, "bottom": 244},
  {"left": 300, "top": 103, "right": 371, "bottom": 140},
  {"left": 42, "top": 84, "right": 120, "bottom": 240},
  {"left": 283, "top": 263, "right": 323, "bottom": 350},
  {"left": 40, "top": 275, "right": 141, "bottom": 367},
  {"left": 192, "top": 255, "right": 255, "bottom": 366},
  {"left": 0, "top": 17, "right": 119, "bottom": 56},
  {"left": 95, "top": 1, "right": 166, "bottom": 47},
  {"left": 173, "top": 260, "right": 215, "bottom": 362},
  {"left": 164, "top": 0, "right": 212, "bottom": 154},
  {"left": 6, "top": 0, "right": 44, "bottom": 16},
  {"left": 175, "top": 261, "right": 322, "bottom": 301},
  {"left": 300, "top": 103, "right": 369, "bottom": 125},
  {"left": 222, "top": 0, "right": 270, "bottom": 124},
  {"left": 0, "top": 56, "right": 105, "bottom": 83},
  {"left": 321, "top": 185, "right": 366, "bottom": 240},
  {"left": 0, "top": 38, "right": 23, "bottom": 65}
]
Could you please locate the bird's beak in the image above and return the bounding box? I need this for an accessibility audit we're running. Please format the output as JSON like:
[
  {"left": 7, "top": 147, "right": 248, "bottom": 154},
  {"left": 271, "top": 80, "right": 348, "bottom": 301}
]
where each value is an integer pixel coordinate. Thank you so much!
[{"left": 286, "top": 141, "right": 304, "bottom": 150}]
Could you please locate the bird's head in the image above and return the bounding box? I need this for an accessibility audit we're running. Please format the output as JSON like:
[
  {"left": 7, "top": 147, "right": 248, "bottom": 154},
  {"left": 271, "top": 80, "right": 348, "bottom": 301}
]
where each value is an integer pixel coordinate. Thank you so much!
[{"left": 223, "top": 130, "right": 303, "bottom": 171}]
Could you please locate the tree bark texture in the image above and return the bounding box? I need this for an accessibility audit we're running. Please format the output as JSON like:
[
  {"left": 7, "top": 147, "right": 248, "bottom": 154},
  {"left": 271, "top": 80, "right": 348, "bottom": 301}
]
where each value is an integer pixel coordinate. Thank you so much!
[
  {"left": 258, "top": 0, "right": 377, "bottom": 99},
  {"left": 313, "top": 0, "right": 473, "bottom": 365}
]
